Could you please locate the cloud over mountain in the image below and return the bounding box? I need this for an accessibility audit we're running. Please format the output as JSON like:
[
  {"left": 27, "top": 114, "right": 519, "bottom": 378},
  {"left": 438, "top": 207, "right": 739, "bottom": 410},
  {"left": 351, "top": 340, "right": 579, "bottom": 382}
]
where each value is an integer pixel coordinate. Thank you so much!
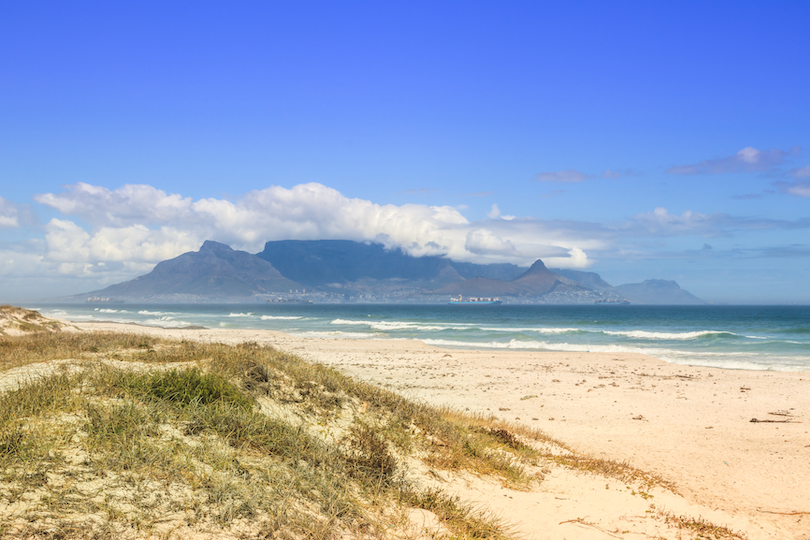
[
  {"left": 23, "top": 182, "right": 606, "bottom": 288},
  {"left": 3, "top": 177, "right": 806, "bottom": 299}
]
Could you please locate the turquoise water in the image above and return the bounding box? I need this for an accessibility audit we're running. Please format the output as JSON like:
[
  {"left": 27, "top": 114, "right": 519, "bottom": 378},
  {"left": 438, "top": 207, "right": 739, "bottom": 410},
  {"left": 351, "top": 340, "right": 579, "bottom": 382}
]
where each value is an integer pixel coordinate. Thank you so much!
[{"left": 33, "top": 303, "right": 810, "bottom": 372}]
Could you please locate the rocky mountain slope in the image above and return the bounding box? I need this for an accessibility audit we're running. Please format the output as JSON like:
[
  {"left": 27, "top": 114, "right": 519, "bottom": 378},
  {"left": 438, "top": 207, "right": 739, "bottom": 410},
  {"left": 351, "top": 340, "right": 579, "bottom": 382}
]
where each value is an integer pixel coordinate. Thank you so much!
[
  {"left": 77, "top": 241, "right": 302, "bottom": 301},
  {"left": 64, "top": 240, "right": 704, "bottom": 304}
]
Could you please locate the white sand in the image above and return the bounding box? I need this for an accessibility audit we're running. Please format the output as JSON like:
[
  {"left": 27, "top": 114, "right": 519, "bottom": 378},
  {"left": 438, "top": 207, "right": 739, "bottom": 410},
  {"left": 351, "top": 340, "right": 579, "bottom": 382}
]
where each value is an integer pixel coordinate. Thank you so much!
[{"left": 69, "top": 322, "right": 810, "bottom": 539}]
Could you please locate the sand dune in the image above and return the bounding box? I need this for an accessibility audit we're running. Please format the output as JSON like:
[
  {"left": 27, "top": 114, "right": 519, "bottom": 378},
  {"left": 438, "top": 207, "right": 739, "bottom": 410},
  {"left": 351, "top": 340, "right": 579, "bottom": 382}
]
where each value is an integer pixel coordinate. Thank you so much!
[{"left": 61, "top": 321, "right": 810, "bottom": 540}]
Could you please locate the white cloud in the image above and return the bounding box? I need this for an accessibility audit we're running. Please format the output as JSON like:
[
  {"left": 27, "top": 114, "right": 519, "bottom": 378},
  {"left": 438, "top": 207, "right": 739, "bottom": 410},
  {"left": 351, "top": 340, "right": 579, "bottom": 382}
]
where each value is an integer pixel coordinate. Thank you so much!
[
  {"left": 465, "top": 229, "right": 516, "bottom": 255},
  {"left": 21, "top": 182, "right": 810, "bottom": 287},
  {"left": 35, "top": 183, "right": 194, "bottom": 227},
  {"left": 24, "top": 182, "right": 610, "bottom": 285},
  {"left": 0, "top": 249, "right": 44, "bottom": 277},
  {"left": 536, "top": 170, "right": 590, "bottom": 183},
  {"left": 631, "top": 207, "right": 722, "bottom": 236},
  {"left": 0, "top": 196, "right": 23, "bottom": 228},
  {"left": 601, "top": 169, "right": 622, "bottom": 179},
  {"left": 45, "top": 219, "right": 92, "bottom": 262},
  {"left": 666, "top": 146, "right": 800, "bottom": 175},
  {"left": 546, "top": 247, "right": 589, "bottom": 269},
  {"left": 9, "top": 180, "right": 810, "bottom": 299}
]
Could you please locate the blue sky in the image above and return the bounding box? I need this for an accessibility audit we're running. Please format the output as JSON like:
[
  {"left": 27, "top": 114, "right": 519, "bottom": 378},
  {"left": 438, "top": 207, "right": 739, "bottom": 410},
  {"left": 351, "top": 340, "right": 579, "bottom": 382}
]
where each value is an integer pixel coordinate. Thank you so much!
[{"left": 1, "top": 1, "right": 808, "bottom": 303}]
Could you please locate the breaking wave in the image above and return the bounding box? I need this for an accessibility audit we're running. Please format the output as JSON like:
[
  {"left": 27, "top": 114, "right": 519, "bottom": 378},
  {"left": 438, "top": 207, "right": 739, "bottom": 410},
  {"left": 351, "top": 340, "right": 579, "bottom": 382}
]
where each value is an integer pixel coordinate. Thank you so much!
[{"left": 602, "top": 330, "right": 739, "bottom": 340}]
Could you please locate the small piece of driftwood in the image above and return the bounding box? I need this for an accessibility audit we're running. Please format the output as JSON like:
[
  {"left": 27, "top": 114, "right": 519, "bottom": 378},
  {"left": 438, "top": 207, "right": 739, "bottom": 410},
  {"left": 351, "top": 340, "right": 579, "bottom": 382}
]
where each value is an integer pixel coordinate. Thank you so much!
[
  {"left": 758, "top": 510, "right": 810, "bottom": 516},
  {"left": 750, "top": 418, "right": 799, "bottom": 423}
]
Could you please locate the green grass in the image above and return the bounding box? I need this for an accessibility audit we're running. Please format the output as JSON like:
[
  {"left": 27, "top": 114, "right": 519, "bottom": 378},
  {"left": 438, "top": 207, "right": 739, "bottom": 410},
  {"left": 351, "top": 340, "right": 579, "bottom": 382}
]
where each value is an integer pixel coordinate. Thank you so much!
[
  {"left": 1, "top": 331, "right": 537, "bottom": 539},
  {"left": 0, "top": 329, "right": 730, "bottom": 539}
]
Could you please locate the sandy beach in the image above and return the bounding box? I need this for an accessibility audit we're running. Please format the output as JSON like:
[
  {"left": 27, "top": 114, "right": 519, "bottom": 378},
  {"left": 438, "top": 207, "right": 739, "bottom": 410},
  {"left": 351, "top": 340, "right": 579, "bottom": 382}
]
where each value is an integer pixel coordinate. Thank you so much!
[{"left": 69, "top": 321, "right": 810, "bottom": 540}]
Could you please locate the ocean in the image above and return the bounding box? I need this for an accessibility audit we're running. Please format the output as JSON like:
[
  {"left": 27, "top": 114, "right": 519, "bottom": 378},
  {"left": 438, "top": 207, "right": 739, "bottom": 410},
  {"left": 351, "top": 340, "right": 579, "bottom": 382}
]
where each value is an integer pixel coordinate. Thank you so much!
[{"left": 33, "top": 303, "right": 810, "bottom": 372}]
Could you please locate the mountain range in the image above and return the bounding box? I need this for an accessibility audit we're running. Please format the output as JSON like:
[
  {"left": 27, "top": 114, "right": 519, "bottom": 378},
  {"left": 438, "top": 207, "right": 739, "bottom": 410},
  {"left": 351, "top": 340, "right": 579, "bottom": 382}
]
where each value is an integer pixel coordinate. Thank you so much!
[{"left": 69, "top": 240, "right": 704, "bottom": 304}]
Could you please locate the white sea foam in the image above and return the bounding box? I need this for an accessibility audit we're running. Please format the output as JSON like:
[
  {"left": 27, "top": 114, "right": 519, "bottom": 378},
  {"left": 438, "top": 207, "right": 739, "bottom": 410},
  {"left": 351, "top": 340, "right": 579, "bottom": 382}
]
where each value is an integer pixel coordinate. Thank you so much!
[
  {"left": 63, "top": 314, "right": 98, "bottom": 321},
  {"left": 602, "top": 330, "right": 735, "bottom": 340},
  {"left": 95, "top": 308, "right": 126, "bottom": 314},
  {"left": 228, "top": 312, "right": 254, "bottom": 317},
  {"left": 142, "top": 317, "right": 194, "bottom": 328},
  {"left": 138, "top": 310, "right": 173, "bottom": 316},
  {"left": 331, "top": 318, "right": 468, "bottom": 332},
  {"left": 260, "top": 315, "right": 303, "bottom": 320},
  {"left": 480, "top": 326, "right": 581, "bottom": 334}
]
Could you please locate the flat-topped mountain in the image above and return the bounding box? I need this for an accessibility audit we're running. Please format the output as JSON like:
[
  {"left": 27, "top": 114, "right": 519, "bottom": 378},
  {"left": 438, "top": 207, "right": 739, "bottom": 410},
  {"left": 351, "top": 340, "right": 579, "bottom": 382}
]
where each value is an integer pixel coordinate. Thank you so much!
[
  {"left": 256, "top": 240, "right": 463, "bottom": 287},
  {"left": 615, "top": 279, "right": 704, "bottom": 305},
  {"left": 65, "top": 239, "right": 704, "bottom": 304},
  {"left": 76, "top": 241, "right": 302, "bottom": 301}
]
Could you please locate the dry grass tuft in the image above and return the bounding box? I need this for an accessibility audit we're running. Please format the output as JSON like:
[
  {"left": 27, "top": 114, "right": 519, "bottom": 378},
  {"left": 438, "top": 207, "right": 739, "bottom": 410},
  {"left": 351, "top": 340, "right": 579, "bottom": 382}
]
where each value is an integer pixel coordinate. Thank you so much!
[
  {"left": 664, "top": 514, "right": 748, "bottom": 539},
  {"left": 0, "top": 324, "right": 736, "bottom": 539},
  {"left": 1, "top": 330, "right": 532, "bottom": 539}
]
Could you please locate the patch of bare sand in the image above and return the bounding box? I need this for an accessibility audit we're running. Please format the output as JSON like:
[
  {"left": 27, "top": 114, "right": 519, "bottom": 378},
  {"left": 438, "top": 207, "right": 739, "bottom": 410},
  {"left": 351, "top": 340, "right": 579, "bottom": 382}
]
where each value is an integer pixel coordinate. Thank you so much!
[
  {"left": 67, "top": 321, "right": 810, "bottom": 540},
  {"left": 0, "top": 305, "right": 75, "bottom": 335}
]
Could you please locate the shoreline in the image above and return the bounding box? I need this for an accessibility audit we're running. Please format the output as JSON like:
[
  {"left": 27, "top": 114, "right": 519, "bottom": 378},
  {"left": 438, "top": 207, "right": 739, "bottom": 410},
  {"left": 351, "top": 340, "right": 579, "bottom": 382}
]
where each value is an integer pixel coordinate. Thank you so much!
[
  {"left": 35, "top": 303, "right": 810, "bottom": 373},
  {"left": 67, "top": 321, "right": 810, "bottom": 539}
]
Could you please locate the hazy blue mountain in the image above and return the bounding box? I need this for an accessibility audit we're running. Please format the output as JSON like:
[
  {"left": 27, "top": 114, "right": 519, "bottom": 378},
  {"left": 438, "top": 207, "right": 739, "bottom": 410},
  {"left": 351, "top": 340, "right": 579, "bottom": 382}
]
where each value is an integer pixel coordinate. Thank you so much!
[
  {"left": 258, "top": 240, "right": 470, "bottom": 287},
  {"left": 615, "top": 280, "right": 704, "bottom": 305},
  {"left": 430, "top": 276, "right": 530, "bottom": 297},
  {"left": 551, "top": 268, "right": 615, "bottom": 290},
  {"left": 432, "top": 259, "right": 587, "bottom": 297},
  {"left": 70, "top": 239, "right": 705, "bottom": 304},
  {"left": 512, "top": 260, "right": 584, "bottom": 294},
  {"left": 78, "top": 241, "right": 302, "bottom": 301},
  {"left": 450, "top": 261, "right": 524, "bottom": 281}
]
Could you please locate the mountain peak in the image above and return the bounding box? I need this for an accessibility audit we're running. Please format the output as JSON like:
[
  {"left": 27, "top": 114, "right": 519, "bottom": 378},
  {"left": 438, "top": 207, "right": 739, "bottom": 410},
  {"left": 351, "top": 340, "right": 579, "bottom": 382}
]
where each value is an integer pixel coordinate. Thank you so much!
[
  {"left": 526, "top": 259, "right": 548, "bottom": 272},
  {"left": 78, "top": 241, "right": 301, "bottom": 300},
  {"left": 200, "top": 240, "right": 234, "bottom": 253}
]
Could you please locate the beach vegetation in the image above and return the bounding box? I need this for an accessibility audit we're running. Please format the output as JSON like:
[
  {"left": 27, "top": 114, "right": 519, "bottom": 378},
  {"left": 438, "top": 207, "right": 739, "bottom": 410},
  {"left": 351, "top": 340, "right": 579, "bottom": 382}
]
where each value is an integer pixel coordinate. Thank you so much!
[
  {"left": 0, "top": 330, "right": 529, "bottom": 538},
  {"left": 0, "top": 327, "right": 738, "bottom": 539}
]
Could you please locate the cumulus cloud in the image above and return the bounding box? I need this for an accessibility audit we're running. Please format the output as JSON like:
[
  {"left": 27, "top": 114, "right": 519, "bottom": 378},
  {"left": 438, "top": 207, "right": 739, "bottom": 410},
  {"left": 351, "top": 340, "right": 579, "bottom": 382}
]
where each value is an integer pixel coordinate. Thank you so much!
[
  {"left": 465, "top": 229, "right": 516, "bottom": 255},
  {"left": 27, "top": 182, "right": 609, "bottom": 282},
  {"left": 0, "top": 196, "right": 36, "bottom": 228},
  {"left": 666, "top": 146, "right": 800, "bottom": 175},
  {"left": 536, "top": 170, "right": 590, "bottom": 183},
  {"left": 23, "top": 182, "right": 810, "bottom": 286},
  {"left": 35, "top": 183, "right": 194, "bottom": 227},
  {"left": 601, "top": 169, "right": 622, "bottom": 179},
  {"left": 486, "top": 204, "right": 515, "bottom": 220}
]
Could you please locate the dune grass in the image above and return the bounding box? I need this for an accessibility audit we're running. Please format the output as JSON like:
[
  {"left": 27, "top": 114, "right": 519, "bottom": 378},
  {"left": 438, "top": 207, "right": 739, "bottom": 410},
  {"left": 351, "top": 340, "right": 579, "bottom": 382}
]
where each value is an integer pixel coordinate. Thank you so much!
[
  {"left": 0, "top": 331, "right": 531, "bottom": 539},
  {"left": 0, "top": 328, "right": 742, "bottom": 539}
]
